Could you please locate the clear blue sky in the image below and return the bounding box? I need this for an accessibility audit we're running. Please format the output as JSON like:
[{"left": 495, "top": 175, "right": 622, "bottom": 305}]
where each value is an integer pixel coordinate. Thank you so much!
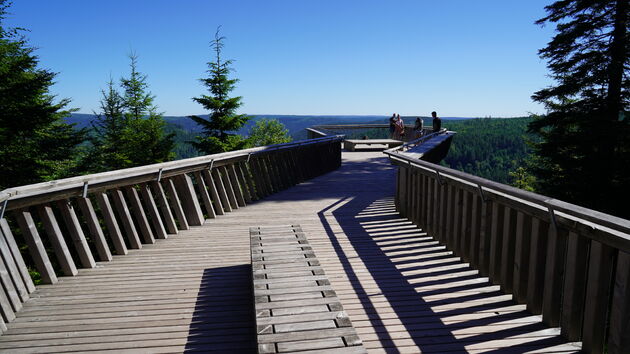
[{"left": 5, "top": 0, "right": 555, "bottom": 117}]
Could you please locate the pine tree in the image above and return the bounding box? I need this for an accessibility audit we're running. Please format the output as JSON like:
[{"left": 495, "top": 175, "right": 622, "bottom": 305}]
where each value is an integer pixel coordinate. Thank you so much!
[
  {"left": 81, "top": 78, "right": 127, "bottom": 171},
  {"left": 189, "top": 28, "right": 250, "bottom": 154},
  {"left": 120, "top": 54, "right": 175, "bottom": 167},
  {"left": 0, "top": 0, "right": 85, "bottom": 189},
  {"left": 86, "top": 55, "right": 175, "bottom": 172},
  {"left": 529, "top": 0, "right": 629, "bottom": 217}
]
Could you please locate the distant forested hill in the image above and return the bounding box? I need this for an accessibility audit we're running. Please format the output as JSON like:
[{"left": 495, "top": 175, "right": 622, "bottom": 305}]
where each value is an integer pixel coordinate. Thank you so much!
[
  {"left": 441, "top": 117, "right": 533, "bottom": 184},
  {"left": 65, "top": 114, "right": 534, "bottom": 184}
]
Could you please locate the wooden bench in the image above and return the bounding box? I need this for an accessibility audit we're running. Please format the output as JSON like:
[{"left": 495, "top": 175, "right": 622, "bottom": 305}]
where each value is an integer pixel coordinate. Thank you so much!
[
  {"left": 250, "top": 225, "right": 365, "bottom": 354},
  {"left": 344, "top": 139, "right": 403, "bottom": 152}
]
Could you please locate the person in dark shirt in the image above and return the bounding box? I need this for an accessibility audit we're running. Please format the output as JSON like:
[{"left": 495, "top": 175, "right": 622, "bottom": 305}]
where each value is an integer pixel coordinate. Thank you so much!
[
  {"left": 432, "top": 111, "right": 441, "bottom": 132},
  {"left": 389, "top": 113, "right": 396, "bottom": 138}
]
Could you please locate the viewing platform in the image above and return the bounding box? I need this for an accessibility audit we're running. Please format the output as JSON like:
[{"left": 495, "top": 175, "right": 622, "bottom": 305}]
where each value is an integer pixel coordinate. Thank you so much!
[{"left": 0, "top": 132, "right": 626, "bottom": 353}]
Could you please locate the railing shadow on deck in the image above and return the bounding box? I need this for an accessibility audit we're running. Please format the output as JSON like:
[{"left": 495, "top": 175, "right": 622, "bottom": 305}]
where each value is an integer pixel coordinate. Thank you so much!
[
  {"left": 184, "top": 265, "right": 256, "bottom": 353},
  {"left": 317, "top": 195, "right": 571, "bottom": 352}
]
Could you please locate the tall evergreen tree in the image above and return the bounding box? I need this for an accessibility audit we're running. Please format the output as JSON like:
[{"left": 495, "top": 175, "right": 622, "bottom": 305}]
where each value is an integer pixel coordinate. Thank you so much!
[
  {"left": 189, "top": 28, "right": 250, "bottom": 154},
  {"left": 0, "top": 0, "right": 85, "bottom": 189},
  {"left": 529, "top": 0, "right": 629, "bottom": 217},
  {"left": 120, "top": 54, "right": 175, "bottom": 167},
  {"left": 81, "top": 78, "right": 127, "bottom": 171},
  {"left": 86, "top": 55, "right": 175, "bottom": 172}
]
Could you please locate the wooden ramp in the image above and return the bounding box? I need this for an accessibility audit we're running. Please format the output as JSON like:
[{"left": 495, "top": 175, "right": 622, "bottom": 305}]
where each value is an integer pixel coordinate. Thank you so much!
[{"left": 0, "top": 152, "right": 580, "bottom": 353}]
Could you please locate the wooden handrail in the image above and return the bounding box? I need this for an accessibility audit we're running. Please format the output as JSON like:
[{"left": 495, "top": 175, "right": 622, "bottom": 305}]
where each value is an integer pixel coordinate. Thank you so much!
[
  {"left": 0, "top": 137, "right": 343, "bottom": 333},
  {"left": 385, "top": 150, "right": 630, "bottom": 242},
  {"left": 386, "top": 148, "right": 630, "bottom": 353},
  {"left": 0, "top": 135, "right": 343, "bottom": 211}
]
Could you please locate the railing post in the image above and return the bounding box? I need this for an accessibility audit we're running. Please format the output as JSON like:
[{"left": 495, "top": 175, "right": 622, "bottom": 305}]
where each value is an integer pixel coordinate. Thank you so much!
[
  {"left": 77, "top": 197, "right": 114, "bottom": 260},
  {"left": 37, "top": 204, "right": 78, "bottom": 276},
  {"left": 150, "top": 181, "right": 179, "bottom": 234},
  {"left": 111, "top": 189, "right": 142, "bottom": 249},
  {"left": 0, "top": 218, "right": 36, "bottom": 293},
  {"left": 560, "top": 231, "right": 589, "bottom": 341},
  {"left": 173, "top": 174, "right": 204, "bottom": 226},
  {"left": 96, "top": 192, "right": 128, "bottom": 255},
  {"left": 542, "top": 223, "right": 568, "bottom": 327},
  {"left": 164, "top": 178, "right": 190, "bottom": 229},
  {"left": 124, "top": 186, "right": 156, "bottom": 244},
  {"left": 582, "top": 241, "right": 616, "bottom": 353},
  {"left": 609, "top": 251, "right": 630, "bottom": 354},
  {"left": 15, "top": 209, "right": 58, "bottom": 284},
  {"left": 56, "top": 199, "right": 97, "bottom": 267},
  {"left": 139, "top": 183, "right": 168, "bottom": 239}
]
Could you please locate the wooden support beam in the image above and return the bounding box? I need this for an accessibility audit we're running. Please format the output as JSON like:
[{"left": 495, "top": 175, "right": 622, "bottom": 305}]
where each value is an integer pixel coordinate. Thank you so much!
[
  {"left": 236, "top": 163, "right": 253, "bottom": 203},
  {"left": 512, "top": 212, "right": 531, "bottom": 304},
  {"left": 173, "top": 174, "right": 204, "bottom": 226},
  {"left": 582, "top": 241, "right": 616, "bottom": 354},
  {"left": 15, "top": 209, "right": 57, "bottom": 284},
  {"left": 500, "top": 207, "right": 517, "bottom": 293},
  {"left": 0, "top": 248, "right": 21, "bottom": 312},
  {"left": 150, "top": 181, "right": 178, "bottom": 234},
  {"left": 560, "top": 231, "right": 589, "bottom": 341},
  {"left": 0, "top": 220, "right": 33, "bottom": 301},
  {"left": 193, "top": 171, "right": 216, "bottom": 219},
  {"left": 526, "top": 218, "right": 548, "bottom": 314},
  {"left": 202, "top": 169, "right": 224, "bottom": 216},
  {"left": 37, "top": 204, "right": 78, "bottom": 276},
  {"left": 139, "top": 183, "right": 168, "bottom": 239},
  {"left": 609, "top": 251, "right": 630, "bottom": 354},
  {"left": 111, "top": 189, "right": 142, "bottom": 249},
  {"left": 56, "top": 199, "right": 96, "bottom": 268},
  {"left": 211, "top": 168, "right": 232, "bottom": 213},
  {"left": 164, "top": 178, "right": 189, "bottom": 230},
  {"left": 0, "top": 218, "right": 36, "bottom": 293},
  {"left": 76, "top": 197, "right": 113, "bottom": 261},
  {"left": 488, "top": 203, "right": 504, "bottom": 284},
  {"left": 124, "top": 186, "right": 155, "bottom": 244},
  {"left": 542, "top": 225, "right": 568, "bottom": 327},
  {"left": 95, "top": 192, "right": 128, "bottom": 255},
  {"left": 219, "top": 166, "right": 239, "bottom": 210},
  {"left": 227, "top": 164, "right": 246, "bottom": 207}
]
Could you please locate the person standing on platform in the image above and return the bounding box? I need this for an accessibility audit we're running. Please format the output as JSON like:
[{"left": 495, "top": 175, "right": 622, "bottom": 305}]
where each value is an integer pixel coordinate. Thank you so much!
[
  {"left": 395, "top": 114, "right": 405, "bottom": 139},
  {"left": 414, "top": 117, "right": 424, "bottom": 138},
  {"left": 389, "top": 113, "right": 396, "bottom": 139},
  {"left": 432, "top": 111, "right": 441, "bottom": 132}
]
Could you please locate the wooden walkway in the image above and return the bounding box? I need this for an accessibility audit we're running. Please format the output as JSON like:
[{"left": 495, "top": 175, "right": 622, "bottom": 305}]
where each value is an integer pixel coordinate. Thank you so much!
[{"left": 0, "top": 152, "right": 581, "bottom": 353}]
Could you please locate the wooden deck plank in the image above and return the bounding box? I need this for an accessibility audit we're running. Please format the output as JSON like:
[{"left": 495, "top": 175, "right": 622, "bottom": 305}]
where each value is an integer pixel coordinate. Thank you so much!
[{"left": 0, "top": 151, "right": 578, "bottom": 353}]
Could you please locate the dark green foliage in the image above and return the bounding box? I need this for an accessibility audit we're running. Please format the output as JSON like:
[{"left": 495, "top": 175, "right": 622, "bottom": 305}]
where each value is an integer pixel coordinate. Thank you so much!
[
  {"left": 189, "top": 28, "right": 250, "bottom": 154},
  {"left": 0, "top": 0, "right": 85, "bottom": 189},
  {"left": 441, "top": 118, "right": 534, "bottom": 185},
  {"left": 529, "top": 0, "right": 629, "bottom": 217},
  {"left": 248, "top": 119, "right": 292, "bottom": 147},
  {"left": 84, "top": 55, "right": 175, "bottom": 172}
]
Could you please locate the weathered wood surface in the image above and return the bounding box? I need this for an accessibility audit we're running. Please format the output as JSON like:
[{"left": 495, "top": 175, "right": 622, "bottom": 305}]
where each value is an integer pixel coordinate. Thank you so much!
[
  {"left": 251, "top": 225, "right": 365, "bottom": 354},
  {"left": 0, "top": 152, "right": 580, "bottom": 353}
]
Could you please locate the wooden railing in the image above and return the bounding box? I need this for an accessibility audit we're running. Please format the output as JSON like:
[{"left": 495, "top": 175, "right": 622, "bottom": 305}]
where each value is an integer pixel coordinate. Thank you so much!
[
  {"left": 307, "top": 124, "right": 433, "bottom": 142},
  {"left": 385, "top": 149, "right": 630, "bottom": 354},
  {"left": 0, "top": 136, "right": 343, "bottom": 333}
]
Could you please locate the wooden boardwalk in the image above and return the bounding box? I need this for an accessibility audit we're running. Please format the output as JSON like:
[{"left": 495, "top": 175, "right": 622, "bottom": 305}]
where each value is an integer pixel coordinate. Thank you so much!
[{"left": 0, "top": 152, "right": 581, "bottom": 353}]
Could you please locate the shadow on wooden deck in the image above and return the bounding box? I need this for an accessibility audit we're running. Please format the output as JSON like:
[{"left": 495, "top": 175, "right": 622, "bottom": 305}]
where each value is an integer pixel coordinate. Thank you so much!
[
  {"left": 184, "top": 265, "right": 256, "bottom": 353},
  {"left": 317, "top": 195, "right": 574, "bottom": 352}
]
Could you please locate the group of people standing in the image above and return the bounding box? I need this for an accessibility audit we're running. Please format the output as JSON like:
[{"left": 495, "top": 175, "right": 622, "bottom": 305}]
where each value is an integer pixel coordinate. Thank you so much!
[{"left": 389, "top": 111, "right": 442, "bottom": 140}]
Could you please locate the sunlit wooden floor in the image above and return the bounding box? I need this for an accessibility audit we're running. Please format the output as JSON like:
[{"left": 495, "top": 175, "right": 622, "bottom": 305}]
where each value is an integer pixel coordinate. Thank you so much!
[{"left": 0, "top": 151, "right": 581, "bottom": 353}]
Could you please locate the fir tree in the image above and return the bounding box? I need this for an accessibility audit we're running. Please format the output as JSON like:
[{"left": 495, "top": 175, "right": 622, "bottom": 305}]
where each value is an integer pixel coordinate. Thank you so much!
[
  {"left": 86, "top": 55, "right": 175, "bottom": 172},
  {"left": 0, "top": 0, "right": 85, "bottom": 188},
  {"left": 189, "top": 27, "right": 250, "bottom": 154},
  {"left": 529, "top": 0, "right": 629, "bottom": 217},
  {"left": 120, "top": 54, "right": 175, "bottom": 167}
]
